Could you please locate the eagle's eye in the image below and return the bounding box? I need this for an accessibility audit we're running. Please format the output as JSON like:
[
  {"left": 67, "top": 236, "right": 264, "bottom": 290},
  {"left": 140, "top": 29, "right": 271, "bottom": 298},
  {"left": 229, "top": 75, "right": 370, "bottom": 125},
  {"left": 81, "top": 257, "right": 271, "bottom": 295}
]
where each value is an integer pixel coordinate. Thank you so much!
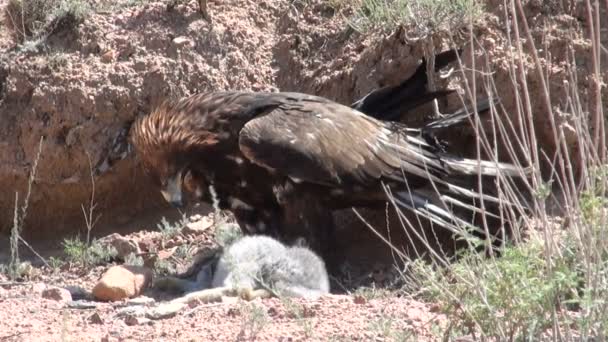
[{"left": 183, "top": 169, "right": 207, "bottom": 200}]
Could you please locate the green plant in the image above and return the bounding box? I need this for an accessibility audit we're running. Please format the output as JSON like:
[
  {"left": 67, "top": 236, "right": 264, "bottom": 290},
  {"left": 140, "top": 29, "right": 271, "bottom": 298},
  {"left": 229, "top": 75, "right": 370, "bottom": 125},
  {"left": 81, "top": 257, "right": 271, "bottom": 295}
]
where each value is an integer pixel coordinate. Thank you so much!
[
  {"left": 50, "top": 0, "right": 91, "bottom": 29},
  {"left": 280, "top": 297, "right": 316, "bottom": 338},
  {"left": 154, "top": 258, "right": 178, "bottom": 276},
  {"left": 347, "top": 0, "right": 484, "bottom": 37},
  {"left": 3, "top": 0, "right": 53, "bottom": 41},
  {"left": 47, "top": 52, "right": 68, "bottom": 70},
  {"left": 353, "top": 285, "right": 392, "bottom": 300},
  {"left": 62, "top": 237, "right": 117, "bottom": 267},
  {"left": 237, "top": 301, "right": 269, "bottom": 340},
  {"left": 3, "top": 0, "right": 91, "bottom": 43},
  {"left": 369, "top": 316, "right": 414, "bottom": 341},
  {"left": 48, "top": 256, "right": 65, "bottom": 272},
  {"left": 95, "top": 0, "right": 146, "bottom": 13},
  {"left": 123, "top": 252, "right": 144, "bottom": 267},
  {"left": 156, "top": 215, "right": 188, "bottom": 240},
  {"left": 9, "top": 137, "right": 45, "bottom": 280},
  {"left": 214, "top": 221, "right": 243, "bottom": 248},
  {"left": 408, "top": 237, "right": 580, "bottom": 339}
]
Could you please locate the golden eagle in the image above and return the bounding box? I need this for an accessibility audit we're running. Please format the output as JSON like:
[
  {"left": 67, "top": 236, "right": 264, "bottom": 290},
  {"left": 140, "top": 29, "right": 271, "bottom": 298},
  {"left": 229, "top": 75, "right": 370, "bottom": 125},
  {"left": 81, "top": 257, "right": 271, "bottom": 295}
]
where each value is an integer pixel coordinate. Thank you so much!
[{"left": 129, "top": 51, "right": 528, "bottom": 261}]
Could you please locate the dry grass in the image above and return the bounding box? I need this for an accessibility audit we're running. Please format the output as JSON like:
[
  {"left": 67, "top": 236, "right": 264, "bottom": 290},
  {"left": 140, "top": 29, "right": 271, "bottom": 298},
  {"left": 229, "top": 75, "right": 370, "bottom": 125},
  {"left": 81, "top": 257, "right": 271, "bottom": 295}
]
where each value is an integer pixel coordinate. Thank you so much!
[
  {"left": 3, "top": 0, "right": 91, "bottom": 44},
  {"left": 360, "top": 0, "right": 608, "bottom": 339},
  {"left": 342, "top": 0, "right": 484, "bottom": 37},
  {"left": 8, "top": 137, "right": 45, "bottom": 280}
]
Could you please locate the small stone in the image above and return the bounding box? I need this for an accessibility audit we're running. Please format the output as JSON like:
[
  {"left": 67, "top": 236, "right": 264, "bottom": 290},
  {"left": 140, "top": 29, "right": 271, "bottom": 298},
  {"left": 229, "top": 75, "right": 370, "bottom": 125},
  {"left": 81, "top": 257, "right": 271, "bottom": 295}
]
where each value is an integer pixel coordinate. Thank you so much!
[
  {"left": 138, "top": 239, "right": 155, "bottom": 253},
  {"left": 101, "top": 49, "right": 116, "bottom": 63},
  {"left": 157, "top": 248, "right": 176, "bottom": 261},
  {"left": 184, "top": 216, "right": 213, "bottom": 235},
  {"left": 64, "top": 285, "right": 91, "bottom": 300},
  {"left": 66, "top": 300, "right": 98, "bottom": 310},
  {"left": 189, "top": 214, "right": 202, "bottom": 221},
  {"left": 429, "top": 303, "right": 441, "bottom": 313},
  {"left": 124, "top": 314, "right": 151, "bottom": 326},
  {"left": 146, "top": 302, "right": 186, "bottom": 320},
  {"left": 92, "top": 265, "right": 154, "bottom": 302},
  {"left": 88, "top": 312, "right": 103, "bottom": 324},
  {"left": 126, "top": 296, "right": 155, "bottom": 306},
  {"left": 172, "top": 36, "right": 193, "bottom": 48},
  {"left": 31, "top": 282, "right": 47, "bottom": 294},
  {"left": 353, "top": 295, "right": 367, "bottom": 305},
  {"left": 42, "top": 287, "right": 72, "bottom": 302},
  {"left": 98, "top": 233, "right": 141, "bottom": 260},
  {"left": 116, "top": 305, "right": 146, "bottom": 318}
]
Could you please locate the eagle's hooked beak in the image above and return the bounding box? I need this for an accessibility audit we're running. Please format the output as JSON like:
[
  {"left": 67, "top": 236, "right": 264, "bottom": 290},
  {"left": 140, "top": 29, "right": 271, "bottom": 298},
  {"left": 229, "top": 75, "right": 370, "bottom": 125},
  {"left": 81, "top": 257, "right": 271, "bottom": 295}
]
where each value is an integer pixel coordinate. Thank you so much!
[{"left": 160, "top": 172, "right": 184, "bottom": 208}]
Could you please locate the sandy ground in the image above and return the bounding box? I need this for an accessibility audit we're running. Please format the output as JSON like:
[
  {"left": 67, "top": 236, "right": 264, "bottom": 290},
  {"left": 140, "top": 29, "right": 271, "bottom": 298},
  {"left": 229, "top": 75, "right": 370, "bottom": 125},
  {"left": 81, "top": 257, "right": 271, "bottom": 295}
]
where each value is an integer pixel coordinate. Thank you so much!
[
  {"left": 0, "top": 222, "right": 450, "bottom": 342},
  {"left": 0, "top": 287, "right": 446, "bottom": 341}
]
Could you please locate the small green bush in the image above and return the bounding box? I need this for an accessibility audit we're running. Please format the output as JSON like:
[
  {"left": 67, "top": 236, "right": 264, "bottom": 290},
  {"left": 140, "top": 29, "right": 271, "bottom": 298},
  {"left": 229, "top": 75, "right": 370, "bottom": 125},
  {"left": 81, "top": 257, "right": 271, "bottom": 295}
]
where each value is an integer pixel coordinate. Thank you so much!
[
  {"left": 3, "top": 0, "right": 91, "bottom": 43},
  {"left": 408, "top": 238, "right": 580, "bottom": 339},
  {"left": 62, "top": 237, "right": 117, "bottom": 267},
  {"left": 156, "top": 215, "right": 189, "bottom": 240},
  {"left": 348, "top": 0, "right": 484, "bottom": 36}
]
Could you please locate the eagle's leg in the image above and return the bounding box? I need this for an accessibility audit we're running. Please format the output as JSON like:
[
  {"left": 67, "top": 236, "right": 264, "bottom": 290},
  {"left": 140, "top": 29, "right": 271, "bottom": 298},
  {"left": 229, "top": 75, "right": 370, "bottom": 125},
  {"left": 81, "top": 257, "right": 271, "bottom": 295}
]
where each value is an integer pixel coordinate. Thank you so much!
[
  {"left": 230, "top": 204, "right": 283, "bottom": 240},
  {"left": 273, "top": 183, "right": 340, "bottom": 271}
]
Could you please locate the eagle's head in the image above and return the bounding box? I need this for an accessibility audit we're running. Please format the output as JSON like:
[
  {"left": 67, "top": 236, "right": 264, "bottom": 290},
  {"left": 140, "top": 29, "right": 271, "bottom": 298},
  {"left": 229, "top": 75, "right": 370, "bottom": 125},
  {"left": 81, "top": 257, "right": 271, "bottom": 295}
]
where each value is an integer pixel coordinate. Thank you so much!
[{"left": 129, "top": 101, "right": 216, "bottom": 208}]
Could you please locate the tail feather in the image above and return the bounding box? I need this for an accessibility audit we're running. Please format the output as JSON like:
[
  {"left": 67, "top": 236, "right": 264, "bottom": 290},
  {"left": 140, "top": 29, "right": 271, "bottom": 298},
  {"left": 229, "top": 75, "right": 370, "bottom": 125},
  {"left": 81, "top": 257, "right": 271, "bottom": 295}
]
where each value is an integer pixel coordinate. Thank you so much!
[
  {"left": 441, "top": 182, "right": 506, "bottom": 205},
  {"left": 422, "top": 97, "right": 495, "bottom": 132},
  {"left": 389, "top": 187, "right": 484, "bottom": 237},
  {"left": 352, "top": 49, "right": 462, "bottom": 121},
  {"left": 438, "top": 194, "right": 502, "bottom": 219},
  {"left": 371, "top": 90, "right": 454, "bottom": 122},
  {"left": 417, "top": 97, "right": 496, "bottom": 152},
  {"left": 440, "top": 156, "right": 532, "bottom": 177},
  {"left": 387, "top": 182, "right": 511, "bottom": 240}
]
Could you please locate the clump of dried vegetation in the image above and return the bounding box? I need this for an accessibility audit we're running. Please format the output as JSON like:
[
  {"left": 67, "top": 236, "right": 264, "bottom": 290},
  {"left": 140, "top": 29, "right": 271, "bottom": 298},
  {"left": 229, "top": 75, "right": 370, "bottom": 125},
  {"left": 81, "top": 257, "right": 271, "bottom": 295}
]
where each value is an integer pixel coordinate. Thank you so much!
[
  {"left": 3, "top": 0, "right": 91, "bottom": 44},
  {"left": 352, "top": 0, "right": 607, "bottom": 340}
]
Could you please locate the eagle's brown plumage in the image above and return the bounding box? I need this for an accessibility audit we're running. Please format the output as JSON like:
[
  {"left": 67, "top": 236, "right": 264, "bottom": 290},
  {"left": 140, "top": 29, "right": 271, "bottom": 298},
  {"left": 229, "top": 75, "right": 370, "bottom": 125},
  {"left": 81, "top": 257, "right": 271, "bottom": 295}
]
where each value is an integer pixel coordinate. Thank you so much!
[
  {"left": 130, "top": 49, "right": 532, "bottom": 264},
  {"left": 130, "top": 88, "right": 529, "bottom": 263}
]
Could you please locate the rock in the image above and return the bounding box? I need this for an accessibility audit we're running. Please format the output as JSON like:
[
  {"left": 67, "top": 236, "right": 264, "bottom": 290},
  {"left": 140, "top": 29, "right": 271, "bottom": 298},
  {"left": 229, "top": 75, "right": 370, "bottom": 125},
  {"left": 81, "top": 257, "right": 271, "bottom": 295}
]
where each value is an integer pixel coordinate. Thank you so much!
[
  {"left": 31, "top": 282, "right": 47, "bottom": 294},
  {"left": 172, "top": 36, "right": 194, "bottom": 48},
  {"left": 98, "top": 233, "right": 141, "bottom": 260},
  {"left": 41, "top": 287, "right": 72, "bottom": 302},
  {"left": 66, "top": 300, "right": 99, "bottom": 310},
  {"left": 157, "top": 248, "right": 176, "bottom": 261},
  {"left": 126, "top": 296, "right": 155, "bottom": 306},
  {"left": 114, "top": 296, "right": 156, "bottom": 308},
  {"left": 353, "top": 295, "right": 366, "bottom": 305},
  {"left": 124, "top": 315, "right": 152, "bottom": 326},
  {"left": 184, "top": 216, "right": 213, "bottom": 235},
  {"left": 92, "top": 265, "right": 153, "bottom": 302},
  {"left": 88, "top": 312, "right": 104, "bottom": 324},
  {"left": 64, "top": 285, "right": 91, "bottom": 300},
  {"left": 146, "top": 302, "right": 187, "bottom": 320},
  {"left": 101, "top": 49, "right": 116, "bottom": 63},
  {"left": 138, "top": 239, "right": 155, "bottom": 253},
  {"left": 429, "top": 303, "right": 441, "bottom": 313},
  {"left": 116, "top": 305, "right": 146, "bottom": 318}
]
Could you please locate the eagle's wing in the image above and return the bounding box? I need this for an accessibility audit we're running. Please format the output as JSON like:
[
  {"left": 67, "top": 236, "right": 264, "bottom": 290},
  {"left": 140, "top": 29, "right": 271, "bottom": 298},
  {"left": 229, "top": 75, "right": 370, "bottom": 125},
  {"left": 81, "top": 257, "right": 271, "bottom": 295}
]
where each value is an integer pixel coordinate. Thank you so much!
[{"left": 237, "top": 94, "right": 447, "bottom": 188}]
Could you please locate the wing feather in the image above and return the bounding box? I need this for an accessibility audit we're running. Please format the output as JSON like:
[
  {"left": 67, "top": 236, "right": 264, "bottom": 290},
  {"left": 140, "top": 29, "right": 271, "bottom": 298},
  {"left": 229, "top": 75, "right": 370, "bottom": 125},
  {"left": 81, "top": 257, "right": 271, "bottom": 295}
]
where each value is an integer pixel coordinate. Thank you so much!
[{"left": 237, "top": 94, "right": 447, "bottom": 188}]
